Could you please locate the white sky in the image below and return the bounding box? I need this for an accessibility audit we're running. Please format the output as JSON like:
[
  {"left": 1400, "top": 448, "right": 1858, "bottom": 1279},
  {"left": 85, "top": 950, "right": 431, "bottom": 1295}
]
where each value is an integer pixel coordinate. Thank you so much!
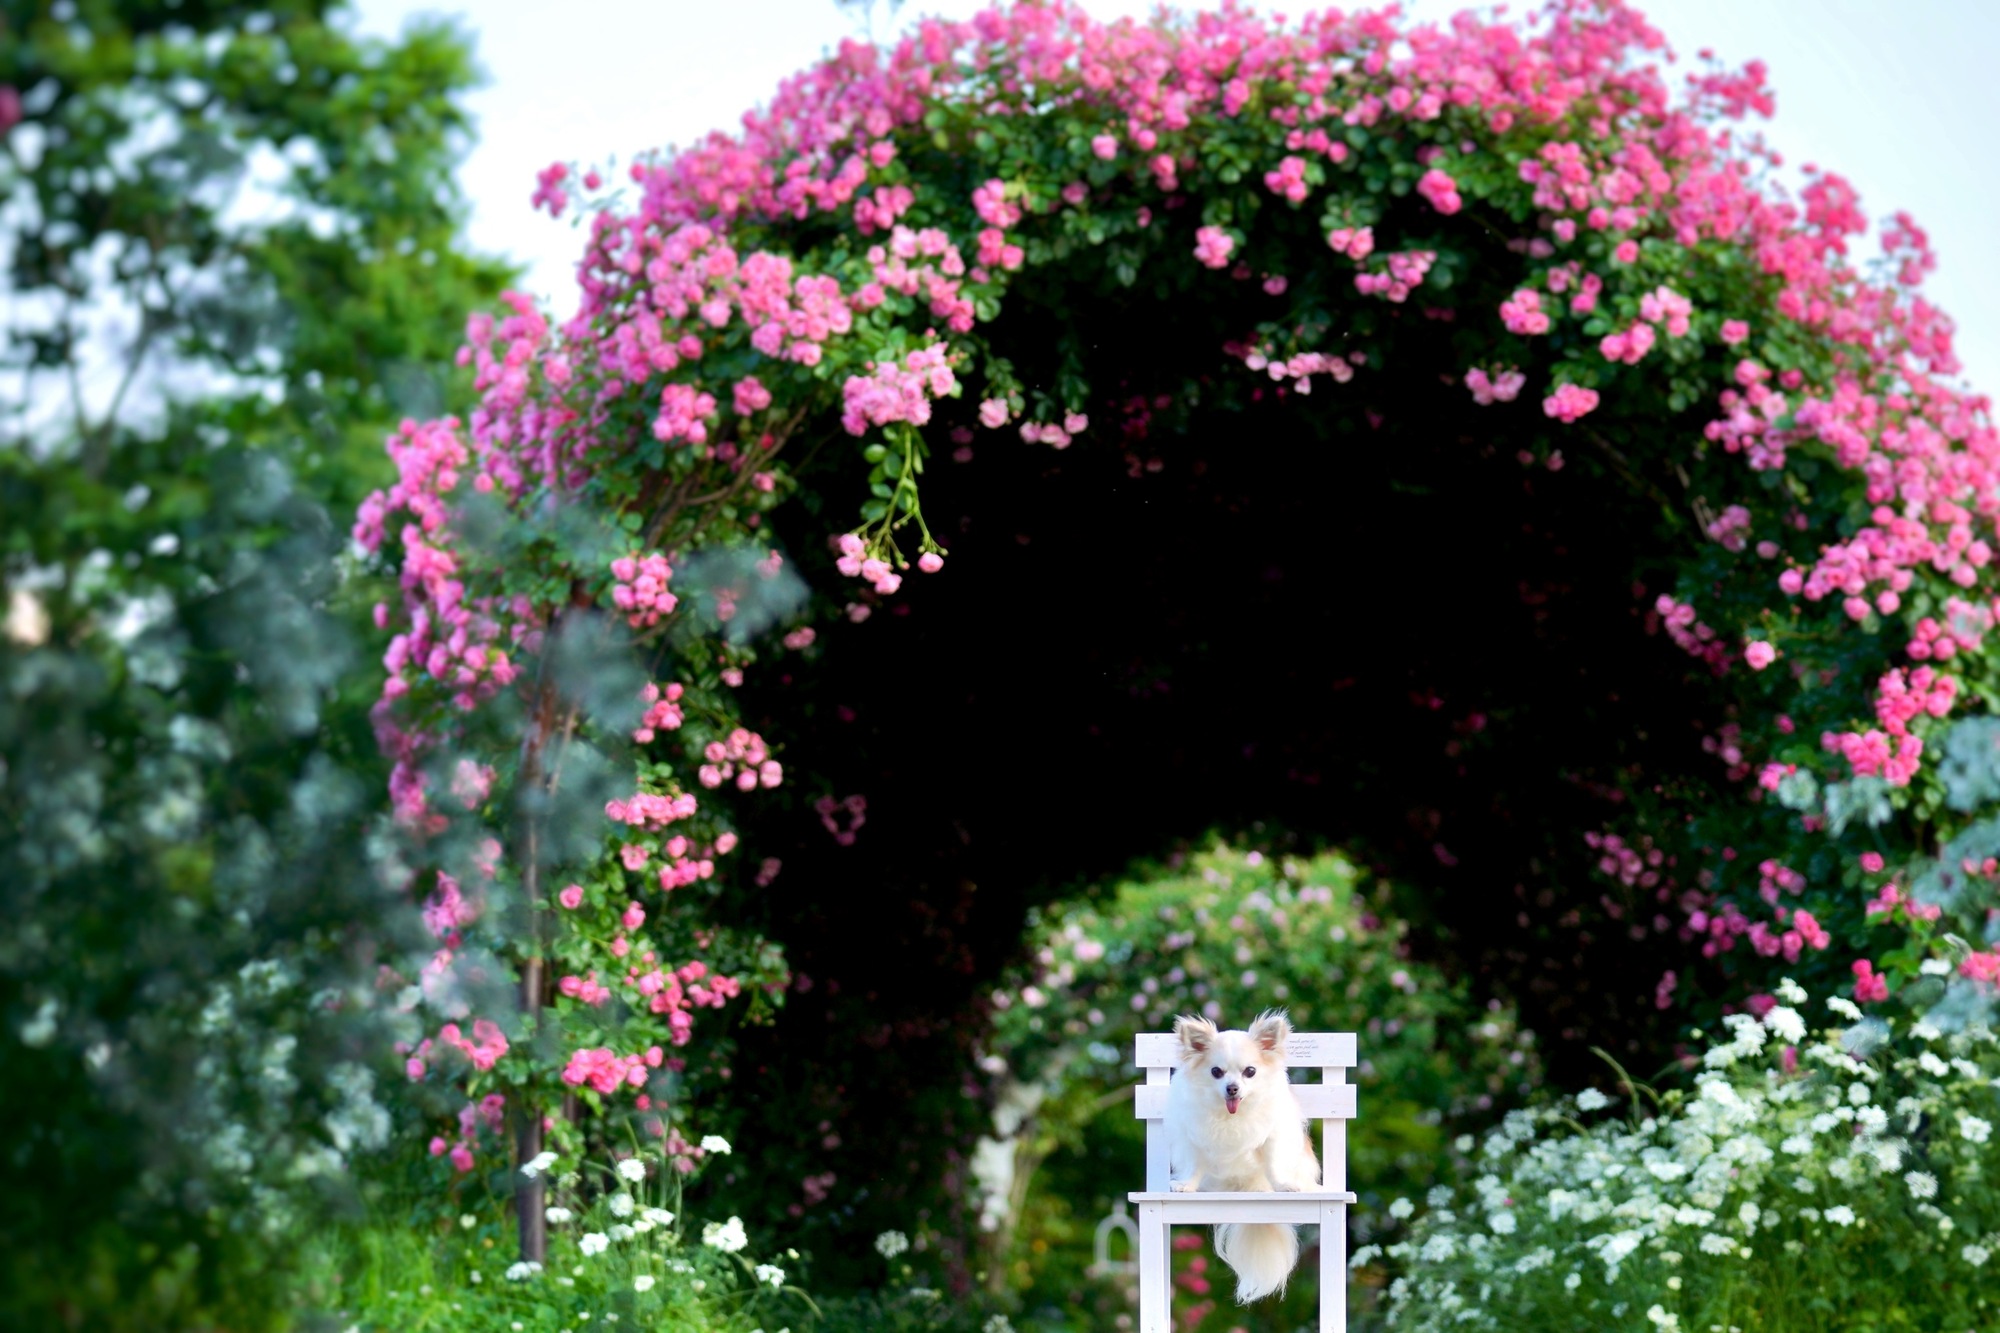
[{"left": 350, "top": 0, "right": 2000, "bottom": 392}]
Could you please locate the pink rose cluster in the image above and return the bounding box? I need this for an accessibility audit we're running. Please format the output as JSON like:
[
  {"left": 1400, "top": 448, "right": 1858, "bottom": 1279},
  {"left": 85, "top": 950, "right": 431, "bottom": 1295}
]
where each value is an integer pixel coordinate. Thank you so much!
[
  {"left": 854, "top": 224, "right": 978, "bottom": 331},
  {"left": 1237, "top": 345, "right": 1356, "bottom": 395},
  {"left": 1653, "top": 594, "right": 1730, "bottom": 674},
  {"left": 1262, "top": 155, "right": 1309, "bottom": 203},
  {"left": 1705, "top": 504, "right": 1752, "bottom": 552},
  {"left": 1353, "top": 249, "right": 1435, "bottom": 303},
  {"left": 562, "top": 1044, "right": 663, "bottom": 1094},
  {"left": 1499, "top": 288, "right": 1550, "bottom": 335},
  {"left": 611, "top": 553, "right": 679, "bottom": 629},
  {"left": 1415, "top": 167, "right": 1462, "bottom": 214},
  {"left": 407, "top": 1018, "right": 510, "bottom": 1082},
  {"left": 1820, "top": 664, "right": 1959, "bottom": 787},
  {"left": 699, "top": 727, "right": 782, "bottom": 791},
  {"left": 836, "top": 533, "right": 903, "bottom": 595},
  {"left": 1324, "top": 226, "right": 1374, "bottom": 261},
  {"left": 606, "top": 788, "right": 699, "bottom": 831},
  {"left": 428, "top": 1092, "right": 506, "bottom": 1173},
  {"left": 841, "top": 342, "right": 959, "bottom": 436},
  {"left": 1193, "top": 225, "right": 1235, "bottom": 269},
  {"left": 634, "top": 681, "right": 686, "bottom": 742},
  {"left": 1021, "top": 412, "right": 1091, "bottom": 447},
  {"left": 422, "top": 871, "right": 480, "bottom": 942},
  {"left": 1864, "top": 880, "right": 1943, "bottom": 927},
  {"left": 1746, "top": 907, "right": 1830, "bottom": 963},
  {"left": 1907, "top": 595, "right": 1995, "bottom": 661},
  {"left": 1541, "top": 383, "right": 1600, "bottom": 423},
  {"left": 1464, "top": 367, "right": 1525, "bottom": 405}
]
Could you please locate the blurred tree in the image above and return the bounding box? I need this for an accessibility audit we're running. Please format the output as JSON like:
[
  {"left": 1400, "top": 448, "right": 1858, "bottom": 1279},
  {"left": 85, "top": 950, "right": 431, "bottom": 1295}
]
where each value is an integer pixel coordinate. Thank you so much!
[{"left": 0, "top": 2, "right": 512, "bottom": 1327}]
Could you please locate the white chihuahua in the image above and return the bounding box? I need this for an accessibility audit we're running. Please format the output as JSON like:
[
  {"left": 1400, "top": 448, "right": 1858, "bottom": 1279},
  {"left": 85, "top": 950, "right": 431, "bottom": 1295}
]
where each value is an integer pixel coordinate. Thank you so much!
[{"left": 1166, "top": 1009, "right": 1321, "bottom": 1302}]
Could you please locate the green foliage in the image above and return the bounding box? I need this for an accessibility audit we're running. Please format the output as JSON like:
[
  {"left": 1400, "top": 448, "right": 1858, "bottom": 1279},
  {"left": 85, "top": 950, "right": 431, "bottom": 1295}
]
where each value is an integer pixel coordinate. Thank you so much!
[
  {"left": 302, "top": 1142, "right": 823, "bottom": 1333},
  {"left": 976, "top": 843, "right": 1540, "bottom": 1328},
  {"left": 0, "top": 1, "right": 512, "bottom": 1326},
  {"left": 1377, "top": 981, "right": 2000, "bottom": 1332}
]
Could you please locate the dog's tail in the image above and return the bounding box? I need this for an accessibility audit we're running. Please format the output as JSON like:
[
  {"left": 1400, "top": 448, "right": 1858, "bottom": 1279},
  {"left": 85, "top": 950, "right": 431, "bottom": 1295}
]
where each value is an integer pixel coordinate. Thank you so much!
[{"left": 1214, "top": 1221, "right": 1299, "bottom": 1303}]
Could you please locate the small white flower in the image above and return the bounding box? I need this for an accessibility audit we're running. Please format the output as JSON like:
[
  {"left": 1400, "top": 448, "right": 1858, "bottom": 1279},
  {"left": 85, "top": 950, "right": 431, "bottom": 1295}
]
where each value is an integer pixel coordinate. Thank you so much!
[
  {"left": 1920, "top": 1051, "right": 1951, "bottom": 1076},
  {"left": 700, "top": 1134, "right": 733, "bottom": 1155},
  {"left": 1563, "top": 1273, "right": 1581, "bottom": 1291},
  {"left": 608, "top": 1192, "right": 635, "bottom": 1218},
  {"left": 1776, "top": 976, "right": 1807, "bottom": 1005},
  {"left": 1847, "top": 1082, "right": 1871, "bottom": 1106},
  {"left": 1907, "top": 1171, "right": 1939, "bottom": 1199},
  {"left": 579, "top": 1233, "right": 610, "bottom": 1257},
  {"left": 1920, "top": 960, "right": 1952, "bottom": 977},
  {"left": 1824, "top": 1206, "right": 1856, "bottom": 1226},
  {"left": 617, "top": 1158, "right": 647, "bottom": 1183},
  {"left": 875, "top": 1229, "right": 911, "bottom": 1258},
  {"left": 1966, "top": 1243, "right": 1992, "bottom": 1268},
  {"left": 1961, "top": 1114, "right": 1993, "bottom": 1145},
  {"left": 608, "top": 1223, "right": 634, "bottom": 1242},
  {"left": 1387, "top": 1197, "right": 1415, "bottom": 1220},
  {"left": 1699, "top": 1233, "right": 1736, "bottom": 1255},
  {"left": 546, "top": 1207, "right": 573, "bottom": 1225},
  {"left": 468, "top": 1271, "right": 482, "bottom": 1284},
  {"left": 1828, "top": 996, "right": 1863, "bottom": 1021},
  {"left": 1764, "top": 1006, "right": 1806, "bottom": 1044},
  {"left": 522, "top": 1151, "right": 559, "bottom": 1179},
  {"left": 633, "top": 1275, "right": 656, "bottom": 1293},
  {"left": 1646, "top": 1306, "right": 1680, "bottom": 1332},
  {"left": 755, "top": 1263, "right": 786, "bottom": 1288},
  {"left": 703, "top": 1216, "right": 749, "bottom": 1253},
  {"left": 459, "top": 1213, "right": 478, "bottom": 1230},
  {"left": 644, "top": 1207, "right": 676, "bottom": 1227},
  {"left": 1575, "top": 1088, "right": 1611, "bottom": 1112},
  {"left": 983, "top": 1317, "right": 1015, "bottom": 1333},
  {"left": 1490, "top": 1210, "right": 1517, "bottom": 1235},
  {"left": 504, "top": 1261, "right": 542, "bottom": 1281}
]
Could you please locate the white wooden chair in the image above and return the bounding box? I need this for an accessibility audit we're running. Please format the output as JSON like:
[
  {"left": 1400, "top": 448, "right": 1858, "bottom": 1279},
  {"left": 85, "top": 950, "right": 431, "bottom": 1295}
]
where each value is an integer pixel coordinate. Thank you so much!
[{"left": 1129, "top": 1030, "right": 1358, "bottom": 1333}]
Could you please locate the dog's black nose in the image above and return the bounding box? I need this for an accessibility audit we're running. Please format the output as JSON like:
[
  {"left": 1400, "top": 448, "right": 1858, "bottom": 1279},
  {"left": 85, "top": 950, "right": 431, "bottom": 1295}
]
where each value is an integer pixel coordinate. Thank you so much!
[{"left": 1224, "top": 1081, "right": 1239, "bottom": 1097}]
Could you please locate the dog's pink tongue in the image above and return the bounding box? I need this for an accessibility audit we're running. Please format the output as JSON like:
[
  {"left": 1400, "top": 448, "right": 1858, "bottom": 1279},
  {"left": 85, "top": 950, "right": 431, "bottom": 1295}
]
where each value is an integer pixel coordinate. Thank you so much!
[{"left": 1226, "top": 1095, "right": 1240, "bottom": 1115}]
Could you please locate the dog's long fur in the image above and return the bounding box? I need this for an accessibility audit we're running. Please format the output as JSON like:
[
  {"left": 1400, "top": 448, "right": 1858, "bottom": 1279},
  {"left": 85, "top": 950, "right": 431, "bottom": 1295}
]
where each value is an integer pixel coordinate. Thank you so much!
[{"left": 1165, "top": 1010, "right": 1321, "bottom": 1303}]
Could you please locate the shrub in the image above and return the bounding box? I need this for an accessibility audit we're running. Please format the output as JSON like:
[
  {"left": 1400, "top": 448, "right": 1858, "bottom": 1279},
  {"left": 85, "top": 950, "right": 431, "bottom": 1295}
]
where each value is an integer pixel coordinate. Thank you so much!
[
  {"left": 1374, "top": 976, "right": 2000, "bottom": 1331},
  {"left": 304, "top": 1140, "right": 817, "bottom": 1332}
]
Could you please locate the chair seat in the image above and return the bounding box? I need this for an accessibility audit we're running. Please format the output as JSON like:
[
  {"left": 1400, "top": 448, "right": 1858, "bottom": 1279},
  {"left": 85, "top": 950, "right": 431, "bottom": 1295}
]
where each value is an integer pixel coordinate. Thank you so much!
[
  {"left": 1129, "top": 1190, "right": 1357, "bottom": 1203},
  {"left": 1129, "top": 1189, "right": 1356, "bottom": 1224}
]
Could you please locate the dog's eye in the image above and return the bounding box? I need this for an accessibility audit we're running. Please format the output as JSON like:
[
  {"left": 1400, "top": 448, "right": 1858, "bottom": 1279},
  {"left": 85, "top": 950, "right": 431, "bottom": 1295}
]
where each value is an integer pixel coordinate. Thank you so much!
[
  {"left": 1210, "top": 1067, "right": 1223, "bottom": 1079},
  {"left": 1243, "top": 1066, "right": 1257, "bottom": 1078}
]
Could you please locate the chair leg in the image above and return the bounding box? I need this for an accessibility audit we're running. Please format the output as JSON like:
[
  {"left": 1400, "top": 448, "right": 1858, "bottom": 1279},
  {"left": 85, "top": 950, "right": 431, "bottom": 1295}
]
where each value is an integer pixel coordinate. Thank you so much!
[
  {"left": 1137, "top": 1202, "right": 1169, "bottom": 1333},
  {"left": 1319, "top": 1202, "right": 1346, "bottom": 1333}
]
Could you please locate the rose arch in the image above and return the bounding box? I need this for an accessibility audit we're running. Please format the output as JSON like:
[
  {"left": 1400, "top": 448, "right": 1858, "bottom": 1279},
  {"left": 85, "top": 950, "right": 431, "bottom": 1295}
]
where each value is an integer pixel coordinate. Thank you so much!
[{"left": 356, "top": 0, "right": 2000, "bottom": 1263}]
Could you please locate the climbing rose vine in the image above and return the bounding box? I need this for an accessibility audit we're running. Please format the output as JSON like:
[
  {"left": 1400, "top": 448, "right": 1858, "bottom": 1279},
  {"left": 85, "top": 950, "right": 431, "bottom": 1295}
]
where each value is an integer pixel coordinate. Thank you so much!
[{"left": 356, "top": 0, "right": 2000, "bottom": 1254}]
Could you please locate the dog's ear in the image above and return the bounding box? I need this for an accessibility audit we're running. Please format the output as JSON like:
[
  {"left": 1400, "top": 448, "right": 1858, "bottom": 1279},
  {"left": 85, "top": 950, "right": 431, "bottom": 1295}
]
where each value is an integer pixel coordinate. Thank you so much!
[
  {"left": 1173, "top": 1014, "right": 1217, "bottom": 1057},
  {"left": 1248, "top": 1009, "right": 1292, "bottom": 1055}
]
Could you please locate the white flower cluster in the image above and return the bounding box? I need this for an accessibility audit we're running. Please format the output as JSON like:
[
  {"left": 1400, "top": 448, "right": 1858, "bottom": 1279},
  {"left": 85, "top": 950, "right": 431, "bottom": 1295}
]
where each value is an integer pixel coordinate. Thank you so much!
[
  {"left": 703, "top": 1215, "right": 750, "bottom": 1253},
  {"left": 875, "top": 1228, "right": 911, "bottom": 1258},
  {"left": 1379, "top": 978, "right": 2000, "bottom": 1330}
]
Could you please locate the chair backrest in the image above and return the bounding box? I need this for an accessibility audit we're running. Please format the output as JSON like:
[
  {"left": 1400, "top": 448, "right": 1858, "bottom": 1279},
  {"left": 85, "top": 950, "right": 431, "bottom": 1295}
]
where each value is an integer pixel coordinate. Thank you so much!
[{"left": 1132, "top": 1030, "right": 1358, "bottom": 1192}]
